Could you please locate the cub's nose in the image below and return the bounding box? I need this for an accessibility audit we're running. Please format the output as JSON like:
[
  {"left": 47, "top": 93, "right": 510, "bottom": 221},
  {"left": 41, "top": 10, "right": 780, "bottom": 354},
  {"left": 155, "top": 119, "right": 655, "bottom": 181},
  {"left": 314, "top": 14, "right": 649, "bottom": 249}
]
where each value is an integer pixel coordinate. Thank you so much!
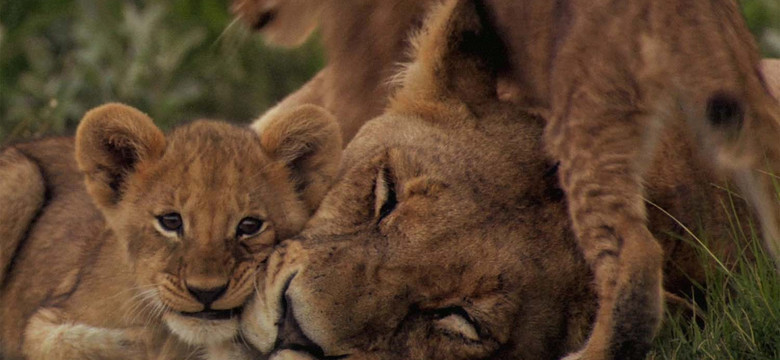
[{"left": 187, "top": 285, "right": 228, "bottom": 306}]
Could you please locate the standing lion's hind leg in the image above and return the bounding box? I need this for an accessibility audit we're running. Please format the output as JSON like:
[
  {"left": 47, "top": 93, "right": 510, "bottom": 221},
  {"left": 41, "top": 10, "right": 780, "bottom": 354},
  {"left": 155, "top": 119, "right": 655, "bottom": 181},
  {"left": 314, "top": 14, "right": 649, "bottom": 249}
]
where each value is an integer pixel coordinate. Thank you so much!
[
  {"left": 0, "top": 147, "right": 45, "bottom": 285},
  {"left": 732, "top": 161, "right": 780, "bottom": 267},
  {"left": 675, "top": 50, "right": 780, "bottom": 269},
  {"left": 739, "top": 92, "right": 780, "bottom": 266},
  {"left": 719, "top": 103, "right": 780, "bottom": 269},
  {"left": 693, "top": 84, "right": 780, "bottom": 268}
]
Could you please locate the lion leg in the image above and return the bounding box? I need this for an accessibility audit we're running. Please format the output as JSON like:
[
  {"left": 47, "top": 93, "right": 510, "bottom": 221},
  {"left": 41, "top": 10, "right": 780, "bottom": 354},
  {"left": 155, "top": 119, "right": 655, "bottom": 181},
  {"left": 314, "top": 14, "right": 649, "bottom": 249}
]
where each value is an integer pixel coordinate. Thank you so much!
[
  {"left": 0, "top": 147, "right": 45, "bottom": 284},
  {"left": 203, "top": 340, "right": 259, "bottom": 360},
  {"left": 23, "top": 308, "right": 150, "bottom": 360},
  {"left": 547, "top": 108, "right": 664, "bottom": 360},
  {"left": 670, "top": 64, "right": 780, "bottom": 267},
  {"left": 731, "top": 89, "right": 780, "bottom": 266},
  {"left": 251, "top": 68, "right": 328, "bottom": 134},
  {"left": 269, "top": 349, "right": 319, "bottom": 360},
  {"left": 269, "top": 349, "right": 389, "bottom": 360}
]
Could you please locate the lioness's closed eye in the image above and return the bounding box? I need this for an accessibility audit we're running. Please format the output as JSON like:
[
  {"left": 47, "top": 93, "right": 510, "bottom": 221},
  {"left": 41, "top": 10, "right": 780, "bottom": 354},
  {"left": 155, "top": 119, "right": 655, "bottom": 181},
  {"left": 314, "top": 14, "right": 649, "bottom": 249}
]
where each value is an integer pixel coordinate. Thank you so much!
[{"left": 0, "top": 103, "right": 341, "bottom": 359}]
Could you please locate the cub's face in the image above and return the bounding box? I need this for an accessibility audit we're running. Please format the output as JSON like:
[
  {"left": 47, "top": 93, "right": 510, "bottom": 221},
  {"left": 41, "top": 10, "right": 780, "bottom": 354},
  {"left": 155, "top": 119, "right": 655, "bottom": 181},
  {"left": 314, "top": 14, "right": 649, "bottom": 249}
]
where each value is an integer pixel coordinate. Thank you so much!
[
  {"left": 117, "top": 122, "right": 299, "bottom": 345},
  {"left": 75, "top": 104, "right": 341, "bottom": 346}
]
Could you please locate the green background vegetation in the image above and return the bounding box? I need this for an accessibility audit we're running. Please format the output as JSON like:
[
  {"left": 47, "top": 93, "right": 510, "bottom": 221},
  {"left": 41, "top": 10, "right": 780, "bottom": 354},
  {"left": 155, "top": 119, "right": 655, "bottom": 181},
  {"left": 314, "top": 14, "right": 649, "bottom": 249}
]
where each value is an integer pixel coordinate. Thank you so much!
[
  {"left": 1, "top": 0, "right": 778, "bottom": 144},
  {"left": 0, "top": 0, "right": 323, "bottom": 144},
  {"left": 648, "top": 196, "right": 779, "bottom": 359},
  {"left": 0, "top": 1, "right": 778, "bottom": 359}
]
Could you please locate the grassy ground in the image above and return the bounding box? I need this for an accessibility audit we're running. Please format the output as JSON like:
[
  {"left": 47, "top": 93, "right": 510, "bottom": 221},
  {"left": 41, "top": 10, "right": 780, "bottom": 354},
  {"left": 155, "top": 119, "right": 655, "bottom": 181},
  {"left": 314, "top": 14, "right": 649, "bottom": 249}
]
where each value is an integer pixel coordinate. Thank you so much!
[{"left": 649, "top": 199, "right": 779, "bottom": 359}]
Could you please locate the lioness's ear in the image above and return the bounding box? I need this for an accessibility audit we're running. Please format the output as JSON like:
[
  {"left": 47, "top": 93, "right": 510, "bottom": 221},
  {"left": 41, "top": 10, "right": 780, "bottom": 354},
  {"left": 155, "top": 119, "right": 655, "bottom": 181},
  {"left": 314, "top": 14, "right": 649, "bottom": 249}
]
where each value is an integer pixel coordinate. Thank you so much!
[
  {"left": 257, "top": 104, "right": 342, "bottom": 213},
  {"left": 395, "top": 0, "right": 506, "bottom": 106},
  {"left": 75, "top": 103, "right": 166, "bottom": 208}
]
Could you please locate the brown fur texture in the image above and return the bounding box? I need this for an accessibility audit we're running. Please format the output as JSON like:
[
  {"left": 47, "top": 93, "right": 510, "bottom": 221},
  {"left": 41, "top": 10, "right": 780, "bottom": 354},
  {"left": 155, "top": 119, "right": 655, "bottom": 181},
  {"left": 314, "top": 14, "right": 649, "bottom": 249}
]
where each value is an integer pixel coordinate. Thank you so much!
[
  {"left": 0, "top": 149, "right": 45, "bottom": 284},
  {"left": 231, "top": 0, "right": 441, "bottom": 144},
  {"left": 240, "top": 2, "right": 773, "bottom": 359},
  {"left": 763, "top": 59, "right": 780, "bottom": 98},
  {"left": 234, "top": 8, "right": 779, "bottom": 348},
  {"left": 0, "top": 103, "right": 341, "bottom": 359},
  {"left": 481, "top": 1, "right": 780, "bottom": 358}
]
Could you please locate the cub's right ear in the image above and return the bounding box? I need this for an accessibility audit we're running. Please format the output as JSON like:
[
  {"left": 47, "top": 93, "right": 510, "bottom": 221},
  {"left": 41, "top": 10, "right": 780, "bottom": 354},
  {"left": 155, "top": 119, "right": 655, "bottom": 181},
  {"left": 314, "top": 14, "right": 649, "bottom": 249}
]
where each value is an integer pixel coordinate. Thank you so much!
[
  {"left": 256, "top": 104, "right": 342, "bottom": 214},
  {"left": 75, "top": 103, "right": 166, "bottom": 208}
]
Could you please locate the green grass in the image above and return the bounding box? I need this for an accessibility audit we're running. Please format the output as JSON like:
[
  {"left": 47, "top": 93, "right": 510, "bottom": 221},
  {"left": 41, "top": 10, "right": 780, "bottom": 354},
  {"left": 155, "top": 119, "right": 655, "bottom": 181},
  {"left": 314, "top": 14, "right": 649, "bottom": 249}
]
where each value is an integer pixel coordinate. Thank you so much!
[{"left": 649, "top": 197, "right": 779, "bottom": 359}]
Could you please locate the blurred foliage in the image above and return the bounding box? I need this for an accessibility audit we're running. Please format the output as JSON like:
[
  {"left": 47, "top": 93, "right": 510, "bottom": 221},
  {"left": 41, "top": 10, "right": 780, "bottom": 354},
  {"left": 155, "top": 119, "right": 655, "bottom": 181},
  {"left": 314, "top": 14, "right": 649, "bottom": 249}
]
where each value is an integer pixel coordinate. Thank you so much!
[
  {"left": 741, "top": 0, "right": 780, "bottom": 57},
  {"left": 0, "top": 0, "right": 323, "bottom": 144},
  {"left": 0, "top": 0, "right": 778, "bottom": 145}
]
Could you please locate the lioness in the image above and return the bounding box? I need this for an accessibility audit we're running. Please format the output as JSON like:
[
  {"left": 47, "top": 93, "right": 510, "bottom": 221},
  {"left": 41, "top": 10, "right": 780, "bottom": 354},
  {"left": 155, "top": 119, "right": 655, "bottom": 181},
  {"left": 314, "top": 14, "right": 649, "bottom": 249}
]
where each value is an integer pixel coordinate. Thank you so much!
[
  {"left": 230, "top": 0, "right": 440, "bottom": 144},
  {"left": 235, "top": 4, "right": 780, "bottom": 357},
  {"left": 0, "top": 103, "right": 341, "bottom": 359},
  {"left": 239, "top": 2, "right": 777, "bottom": 360}
]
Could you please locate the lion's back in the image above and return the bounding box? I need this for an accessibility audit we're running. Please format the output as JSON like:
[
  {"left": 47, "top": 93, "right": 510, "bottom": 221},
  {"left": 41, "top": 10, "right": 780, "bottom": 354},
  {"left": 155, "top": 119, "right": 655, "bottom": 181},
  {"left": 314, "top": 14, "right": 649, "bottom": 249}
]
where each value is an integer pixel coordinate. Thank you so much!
[{"left": 0, "top": 138, "right": 105, "bottom": 354}]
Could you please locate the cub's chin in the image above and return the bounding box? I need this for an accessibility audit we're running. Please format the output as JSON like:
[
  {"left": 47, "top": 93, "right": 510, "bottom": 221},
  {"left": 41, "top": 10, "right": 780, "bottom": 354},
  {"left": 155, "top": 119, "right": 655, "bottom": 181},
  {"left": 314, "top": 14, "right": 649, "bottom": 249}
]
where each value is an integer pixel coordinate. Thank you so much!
[{"left": 163, "top": 308, "right": 242, "bottom": 345}]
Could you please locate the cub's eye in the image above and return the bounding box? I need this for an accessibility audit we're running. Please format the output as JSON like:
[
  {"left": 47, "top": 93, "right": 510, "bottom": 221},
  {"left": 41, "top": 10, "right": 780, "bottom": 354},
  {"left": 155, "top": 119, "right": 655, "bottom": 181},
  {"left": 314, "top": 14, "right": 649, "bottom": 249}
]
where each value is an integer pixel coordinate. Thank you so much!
[
  {"left": 236, "top": 217, "right": 265, "bottom": 238},
  {"left": 156, "top": 213, "right": 183, "bottom": 233}
]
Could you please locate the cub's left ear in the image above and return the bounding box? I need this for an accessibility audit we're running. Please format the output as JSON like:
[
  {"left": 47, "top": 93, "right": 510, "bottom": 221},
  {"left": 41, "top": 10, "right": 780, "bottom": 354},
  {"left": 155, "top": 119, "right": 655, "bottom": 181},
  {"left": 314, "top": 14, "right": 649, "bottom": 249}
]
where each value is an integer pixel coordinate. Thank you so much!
[
  {"left": 75, "top": 103, "right": 166, "bottom": 209},
  {"left": 257, "top": 104, "right": 342, "bottom": 213}
]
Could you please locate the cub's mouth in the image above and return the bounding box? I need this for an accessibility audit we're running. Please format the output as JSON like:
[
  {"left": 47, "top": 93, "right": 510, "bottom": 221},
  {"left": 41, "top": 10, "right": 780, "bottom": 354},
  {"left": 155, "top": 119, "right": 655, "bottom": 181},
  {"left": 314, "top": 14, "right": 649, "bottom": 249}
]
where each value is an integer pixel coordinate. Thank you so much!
[{"left": 179, "top": 306, "right": 243, "bottom": 321}]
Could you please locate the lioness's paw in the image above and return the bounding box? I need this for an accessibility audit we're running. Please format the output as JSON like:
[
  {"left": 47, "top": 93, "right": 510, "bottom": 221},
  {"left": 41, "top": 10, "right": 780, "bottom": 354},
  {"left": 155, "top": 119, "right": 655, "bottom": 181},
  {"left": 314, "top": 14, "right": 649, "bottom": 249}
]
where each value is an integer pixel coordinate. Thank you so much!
[
  {"left": 560, "top": 350, "right": 584, "bottom": 360},
  {"left": 269, "top": 349, "right": 318, "bottom": 360},
  {"left": 203, "top": 340, "right": 256, "bottom": 360},
  {"left": 561, "top": 346, "right": 608, "bottom": 360}
]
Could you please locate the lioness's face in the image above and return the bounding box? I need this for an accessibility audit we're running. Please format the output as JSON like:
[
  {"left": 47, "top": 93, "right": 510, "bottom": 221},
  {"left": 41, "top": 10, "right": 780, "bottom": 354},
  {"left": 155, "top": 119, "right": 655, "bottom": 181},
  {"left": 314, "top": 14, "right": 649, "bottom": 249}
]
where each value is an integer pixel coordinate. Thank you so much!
[
  {"left": 110, "top": 122, "right": 306, "bottom": 346},
  {"left": 231, "top": 0, "right": 324, "bottom": 47},
  {"left": 242, "top": 110, "right": 596, "bottom": 359}
]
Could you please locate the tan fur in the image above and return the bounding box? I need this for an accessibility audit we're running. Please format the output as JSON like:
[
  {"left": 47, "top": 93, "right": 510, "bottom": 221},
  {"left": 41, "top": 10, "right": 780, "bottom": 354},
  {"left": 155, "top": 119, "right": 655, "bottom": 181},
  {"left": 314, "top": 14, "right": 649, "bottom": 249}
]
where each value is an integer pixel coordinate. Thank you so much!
[
  {"left": 0, "top": 148, "right": 45, "bottom": 284},
  {"left": 240, "top": 2, "right": 777, "bottom": 359},
  {"left": 481, "top": 1, "right": 780, "bottom": 358},
  {"left": 763, "top": 59, "right": 780, "bottom": 98},
  {"left": 0, "top": 103, "right": 341, "bottom": 359},
  {"left": 231, "top": 0, "right": 441, "bottom": 144}
]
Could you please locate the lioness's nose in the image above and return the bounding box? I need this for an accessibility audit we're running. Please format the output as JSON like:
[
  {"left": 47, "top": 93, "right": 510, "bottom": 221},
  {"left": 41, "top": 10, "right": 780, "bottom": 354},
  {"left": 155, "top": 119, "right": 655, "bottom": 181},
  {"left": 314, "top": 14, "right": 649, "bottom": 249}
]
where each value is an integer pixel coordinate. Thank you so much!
[
  {"left": 276, "top": 276, "right": 324, "bottom": 356},
  {"left": 187, "top": 284, "right": 227, "bottom": 306}
]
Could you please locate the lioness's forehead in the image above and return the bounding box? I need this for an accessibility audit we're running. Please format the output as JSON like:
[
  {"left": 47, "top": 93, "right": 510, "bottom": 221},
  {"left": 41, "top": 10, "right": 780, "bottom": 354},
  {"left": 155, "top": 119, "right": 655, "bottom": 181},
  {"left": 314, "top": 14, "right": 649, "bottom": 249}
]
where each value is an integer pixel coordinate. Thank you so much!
[{"left": 345, "top": 113, "right": 548, "bottom": 188}]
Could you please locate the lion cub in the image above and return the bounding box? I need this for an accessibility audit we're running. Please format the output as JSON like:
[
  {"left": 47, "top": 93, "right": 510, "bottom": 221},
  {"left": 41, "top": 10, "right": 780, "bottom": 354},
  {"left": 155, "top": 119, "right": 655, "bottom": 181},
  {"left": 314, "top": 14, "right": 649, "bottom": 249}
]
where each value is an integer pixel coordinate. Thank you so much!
[{"left": 0, "top": 103, "right": 341, "bottom": 359}]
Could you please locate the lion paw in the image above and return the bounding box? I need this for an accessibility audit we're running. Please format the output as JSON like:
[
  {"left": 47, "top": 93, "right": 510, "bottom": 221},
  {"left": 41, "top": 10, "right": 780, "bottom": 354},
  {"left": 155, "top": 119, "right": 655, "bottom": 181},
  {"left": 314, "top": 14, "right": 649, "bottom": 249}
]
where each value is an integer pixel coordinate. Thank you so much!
[
  {"left": 560, "top": 349, "right": 585, "bottom": 360},
  {"left": 269, "top": 349, "right": 319, "bottom": 360}
]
